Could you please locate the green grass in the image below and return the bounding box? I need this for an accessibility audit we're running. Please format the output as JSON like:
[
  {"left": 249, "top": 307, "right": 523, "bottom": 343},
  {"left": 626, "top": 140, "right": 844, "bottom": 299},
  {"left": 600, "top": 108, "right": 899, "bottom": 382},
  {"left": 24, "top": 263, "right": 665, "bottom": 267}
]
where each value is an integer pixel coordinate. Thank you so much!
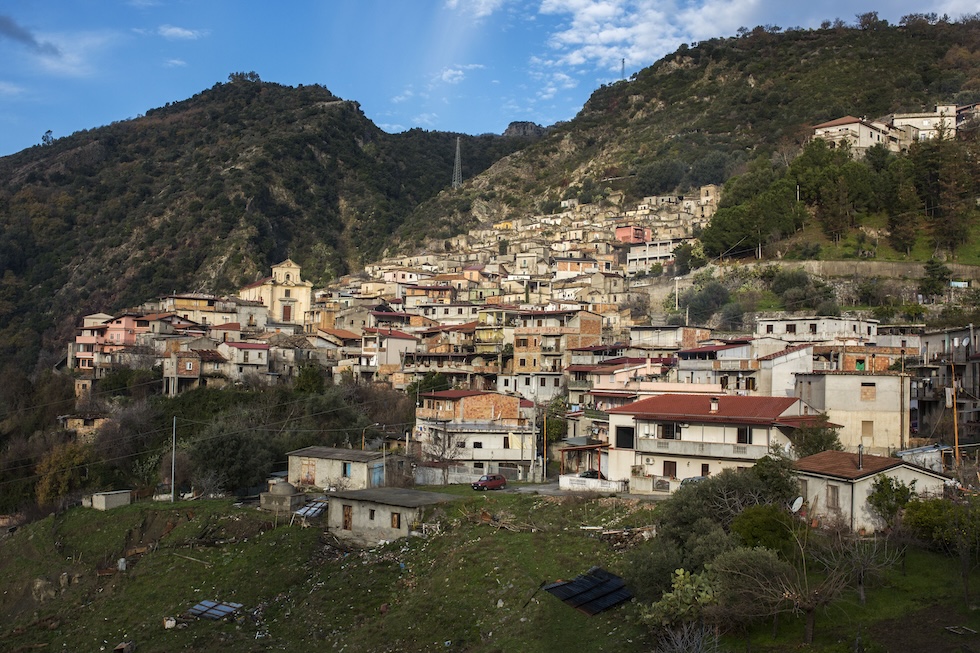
[{"left": 3, "top": 497, "right": 980, "bottom": 652}]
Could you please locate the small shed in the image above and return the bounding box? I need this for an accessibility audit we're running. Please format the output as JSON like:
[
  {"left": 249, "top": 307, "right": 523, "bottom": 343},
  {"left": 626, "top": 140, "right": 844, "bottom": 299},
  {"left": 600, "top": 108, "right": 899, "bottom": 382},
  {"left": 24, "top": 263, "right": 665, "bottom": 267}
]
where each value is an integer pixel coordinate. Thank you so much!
[
  {"left": 91, "top": 490, "right": 132, "bottom": 511},
  {"left": 327, "top": 488, "right": 460, "bottom": 546},
  {"left": 287, "top": 446, "right": 403, "bottom": 490}
]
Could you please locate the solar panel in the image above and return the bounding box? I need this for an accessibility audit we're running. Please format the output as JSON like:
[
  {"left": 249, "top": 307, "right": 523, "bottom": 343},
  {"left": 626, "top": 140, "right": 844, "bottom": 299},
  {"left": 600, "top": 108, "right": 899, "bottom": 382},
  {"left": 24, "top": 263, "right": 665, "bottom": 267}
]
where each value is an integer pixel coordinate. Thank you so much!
[
  {"left": 295, "top": 499, "right": 328, "bottom": 518},
  {"left": 187, "top": 600, "right": 243, "bottom": 620},
  {"left": 542, "top": 567, "right": 632, "bottom": 616}
]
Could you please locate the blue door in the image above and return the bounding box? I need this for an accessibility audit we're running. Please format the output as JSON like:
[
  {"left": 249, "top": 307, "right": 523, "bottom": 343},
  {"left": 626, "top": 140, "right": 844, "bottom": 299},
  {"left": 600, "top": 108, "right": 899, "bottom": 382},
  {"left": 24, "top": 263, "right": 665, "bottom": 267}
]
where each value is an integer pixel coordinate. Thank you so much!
[{"left": 370, "top": 463, "right": 384, "bottom": 487}]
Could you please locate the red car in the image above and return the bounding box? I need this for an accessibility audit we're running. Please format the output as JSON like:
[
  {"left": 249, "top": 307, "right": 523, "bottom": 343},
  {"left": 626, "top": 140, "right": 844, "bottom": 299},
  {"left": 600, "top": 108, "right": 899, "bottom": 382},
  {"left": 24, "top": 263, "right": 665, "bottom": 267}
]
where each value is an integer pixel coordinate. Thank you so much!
[{"left": 472, "top": 474, "right": 507, "bottom": 491}]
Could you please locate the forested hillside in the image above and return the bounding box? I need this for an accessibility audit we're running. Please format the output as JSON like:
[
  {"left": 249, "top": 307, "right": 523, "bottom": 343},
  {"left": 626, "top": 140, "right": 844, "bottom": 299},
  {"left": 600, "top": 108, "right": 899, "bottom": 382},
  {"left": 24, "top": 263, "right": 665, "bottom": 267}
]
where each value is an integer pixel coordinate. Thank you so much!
[
  {"left": 404, "top": 15, "right": 980, "bottom": 242},
  {"left": 0, "top": 76, "right": 536, "bottom": 371}
]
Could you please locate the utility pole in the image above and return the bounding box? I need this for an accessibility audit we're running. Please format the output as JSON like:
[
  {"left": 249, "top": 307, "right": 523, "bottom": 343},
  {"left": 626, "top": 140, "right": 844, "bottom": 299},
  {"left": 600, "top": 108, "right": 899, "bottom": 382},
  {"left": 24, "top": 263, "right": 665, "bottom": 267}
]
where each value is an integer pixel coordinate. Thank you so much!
[{"left": 171, "top": 416, "right": 176, "bottom": 503}]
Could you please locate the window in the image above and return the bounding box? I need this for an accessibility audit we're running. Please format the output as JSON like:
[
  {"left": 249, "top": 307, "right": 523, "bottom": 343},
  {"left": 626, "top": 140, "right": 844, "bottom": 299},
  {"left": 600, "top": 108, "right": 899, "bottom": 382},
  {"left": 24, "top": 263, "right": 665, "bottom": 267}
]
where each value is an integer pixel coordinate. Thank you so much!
[
  {"left": 519, "top": 358, "right": 526, "bottom": 366},
  {"left": 185, "top": 362, "right": 194, "bottom": 371},
  {"left": 862, "top": 421, "right": 874, "bottom": 438},
  {"left": 391, "top": 512, "right": 402, "bottom": 529},
  {"left": 827, "top": 485, "right": 840, "bottom": 510},
  {"left": 504, "top": 379, "right": 510, "bottom": 387},
  {"left": 860, "top": 382, "right": 876, "bottom": 400},
  {"left": 554, "top": 378, "right": 560, "bottom": 387},
  {"left": 284, "top": 289, "right": 291, "bottom": 298},
  {"left": 524, "top": 378, "right": 530, "bottom": 386},
  {"left": 737, "top": 427, "right": 752, "bottom": 444},
  {"left": 856, "top": 358, "right": 866, "bottom": 371},
  {"left": 809, "top": 323, "right": 817, "bottom": 334},
  {"left": 369, "top": 509, "right": 376, "bottom": 520},
  {"left": 786, "top": 324, "right": 797, "bottom": 334},
  {"left": 539, "top": 378, "right": 546, "bottom": 387},
  {"left": 659, "top": 423, "right": 678, "bottom": 440},
  {"left": 615, "top": 425, "right": 636, "bottom": 449},
  {"left": 473, "top": 442, "right": 483, "bottom": 448},
  {"left": 342, "top": 462, "right": 352, "bottom": 478},
  {"left": 503, "top": 436, "right": 510, "bottom": 449},
  {"left": 766, "top": 324, "right": 774, "bottom": 334},
  {"left": 663, "top": 461, "right": 677, "bottom": 479},
  {"left": 243, "top": 351, "right": 249, "bottom": 362},
  {"left": 701, "top": 464, "right": 710, "bottom": 477}
]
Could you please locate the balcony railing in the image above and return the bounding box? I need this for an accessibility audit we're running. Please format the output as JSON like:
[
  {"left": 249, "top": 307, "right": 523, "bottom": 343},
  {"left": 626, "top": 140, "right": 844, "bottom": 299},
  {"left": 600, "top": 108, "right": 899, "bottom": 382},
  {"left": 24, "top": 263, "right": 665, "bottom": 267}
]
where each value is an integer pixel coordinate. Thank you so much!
[{"left": 635, "top": 438, "right": 769, "bottom": 460}]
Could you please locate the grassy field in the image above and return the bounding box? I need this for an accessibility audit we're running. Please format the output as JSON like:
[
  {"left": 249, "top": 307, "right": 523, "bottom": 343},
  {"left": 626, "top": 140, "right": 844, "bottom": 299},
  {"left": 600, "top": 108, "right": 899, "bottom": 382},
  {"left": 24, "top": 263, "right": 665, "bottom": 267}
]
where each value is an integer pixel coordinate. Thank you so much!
[{"left": 1, "top": 493, "right": 980, "bottom": 652}]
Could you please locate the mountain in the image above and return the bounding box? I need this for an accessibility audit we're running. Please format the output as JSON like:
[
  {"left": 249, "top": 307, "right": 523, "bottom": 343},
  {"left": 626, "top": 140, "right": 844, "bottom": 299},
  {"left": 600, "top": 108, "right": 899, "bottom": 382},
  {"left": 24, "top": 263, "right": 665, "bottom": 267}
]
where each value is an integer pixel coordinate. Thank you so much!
[
  {"left": 0, "top": 19, "right": 978, "bottom": 373},
  {"left": 401, "top": 17, "right": 980, "bottom": 241},
  {"left": 0, "top": 77, "right": 536, "bottom": 370}
]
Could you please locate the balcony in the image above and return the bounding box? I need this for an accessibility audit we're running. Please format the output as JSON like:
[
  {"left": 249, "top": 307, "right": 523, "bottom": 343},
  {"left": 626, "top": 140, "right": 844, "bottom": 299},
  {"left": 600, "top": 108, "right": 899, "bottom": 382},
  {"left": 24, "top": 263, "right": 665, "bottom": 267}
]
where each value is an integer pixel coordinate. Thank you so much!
[{"left": 635, "top": 438, "right": 769, "bottom": 461}]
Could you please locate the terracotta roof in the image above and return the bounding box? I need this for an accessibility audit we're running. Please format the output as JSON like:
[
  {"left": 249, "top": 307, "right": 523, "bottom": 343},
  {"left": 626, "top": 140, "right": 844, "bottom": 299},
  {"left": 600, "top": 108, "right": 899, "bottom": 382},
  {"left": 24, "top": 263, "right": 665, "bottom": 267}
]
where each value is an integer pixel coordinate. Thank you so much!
[
  {"left": 240, "top": 276, "right": 273, "bottom": 290},
  {"left": 812, "top": 115, "right": 863, "bottom": 129},
  {"left": 794, "top": 450, "right": 902, "bottom": 480},
  {"left": 210, "top": 322, "right": 241, "bottom": 331},
  {"left": 756, "top": 343, "right": 813, "bottom": 361},
  {"left": 318, "top": 328, "right": 361, "bottom": 341},
  {"left": 224, "top": 342, "right": 269, "bottom": 350},
  {"left": 191, "top": 349, "right": 226, "bottom": 362},
  {"left": 608, "top": 394, "right": 798, "bottom": 424},
  {"left": 364, "top": 327, "right": 418, "bottom": 340}
]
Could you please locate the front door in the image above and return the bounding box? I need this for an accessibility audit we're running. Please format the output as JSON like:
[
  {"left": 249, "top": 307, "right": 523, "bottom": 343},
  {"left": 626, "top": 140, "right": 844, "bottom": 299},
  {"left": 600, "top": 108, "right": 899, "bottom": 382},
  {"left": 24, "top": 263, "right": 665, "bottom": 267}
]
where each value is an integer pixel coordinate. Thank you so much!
[
  {"left": 282, "top": 305, "right": 292, "bottom": 322},
  {"left": 342, "top": 504, "right": 352, "bottom": 530}
]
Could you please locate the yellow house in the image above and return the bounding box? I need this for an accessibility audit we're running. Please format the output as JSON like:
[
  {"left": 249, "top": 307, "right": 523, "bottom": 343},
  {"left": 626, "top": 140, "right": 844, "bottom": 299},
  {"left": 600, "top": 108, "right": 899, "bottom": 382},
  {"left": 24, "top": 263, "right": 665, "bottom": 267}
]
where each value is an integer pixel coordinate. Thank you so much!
[{"left": 238, "top": 259, "right": 313, "bottom": 325}]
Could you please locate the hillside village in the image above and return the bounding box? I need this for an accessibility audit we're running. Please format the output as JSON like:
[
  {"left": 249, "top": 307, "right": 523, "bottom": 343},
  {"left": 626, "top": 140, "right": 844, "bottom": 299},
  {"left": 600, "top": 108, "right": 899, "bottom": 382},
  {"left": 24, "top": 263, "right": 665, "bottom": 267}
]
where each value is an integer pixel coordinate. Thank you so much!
[{"left": 60, "top": 104, "right": 980, "bottom": 525}]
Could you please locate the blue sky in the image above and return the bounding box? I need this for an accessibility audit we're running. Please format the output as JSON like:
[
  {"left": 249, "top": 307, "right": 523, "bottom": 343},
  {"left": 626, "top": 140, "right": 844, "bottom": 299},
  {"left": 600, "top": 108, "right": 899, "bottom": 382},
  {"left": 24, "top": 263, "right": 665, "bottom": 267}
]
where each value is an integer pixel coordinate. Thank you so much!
[{"left": 0, "top": 0, "right": 973, "bottom": 156}]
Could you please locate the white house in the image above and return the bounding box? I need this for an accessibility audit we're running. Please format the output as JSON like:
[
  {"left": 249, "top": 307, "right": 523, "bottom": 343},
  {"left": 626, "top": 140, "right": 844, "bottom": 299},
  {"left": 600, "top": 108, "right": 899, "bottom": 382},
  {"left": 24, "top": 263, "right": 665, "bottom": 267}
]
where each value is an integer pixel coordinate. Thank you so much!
[{"left": 794, "top": 449, "right": 949, "bottom": 533}]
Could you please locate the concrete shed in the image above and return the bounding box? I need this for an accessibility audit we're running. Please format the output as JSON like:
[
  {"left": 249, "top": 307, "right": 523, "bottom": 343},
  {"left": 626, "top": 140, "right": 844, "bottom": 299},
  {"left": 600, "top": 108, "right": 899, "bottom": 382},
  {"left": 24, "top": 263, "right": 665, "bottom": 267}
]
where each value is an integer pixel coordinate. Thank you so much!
[
  {"left": 91, "top": 490, "right": 132, "bottom": 511},
  {"left": 327, "top": 488, "right": 460, "bottom": 546}
]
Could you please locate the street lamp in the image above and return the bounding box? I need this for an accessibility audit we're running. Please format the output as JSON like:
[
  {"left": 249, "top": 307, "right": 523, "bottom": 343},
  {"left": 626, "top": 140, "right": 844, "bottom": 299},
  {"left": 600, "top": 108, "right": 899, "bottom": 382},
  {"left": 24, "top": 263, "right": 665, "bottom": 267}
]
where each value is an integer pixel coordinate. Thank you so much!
[
  {"left": 674, "top": 276, "right": 681, "bottom": 311},
  {"left": 362, "top": 422, "right": 380, "bottom": 450}
]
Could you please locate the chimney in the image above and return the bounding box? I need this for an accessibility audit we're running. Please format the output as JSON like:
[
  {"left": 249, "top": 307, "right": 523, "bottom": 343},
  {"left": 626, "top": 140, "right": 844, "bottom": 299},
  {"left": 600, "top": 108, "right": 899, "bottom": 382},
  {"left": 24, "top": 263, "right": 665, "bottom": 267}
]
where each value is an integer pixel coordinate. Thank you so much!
[
  {"left": 858, "top": 444, "right": 864, "bottom": 470},
  {"left": 709, "top": 397, "right": 719, "bottom": 413}
]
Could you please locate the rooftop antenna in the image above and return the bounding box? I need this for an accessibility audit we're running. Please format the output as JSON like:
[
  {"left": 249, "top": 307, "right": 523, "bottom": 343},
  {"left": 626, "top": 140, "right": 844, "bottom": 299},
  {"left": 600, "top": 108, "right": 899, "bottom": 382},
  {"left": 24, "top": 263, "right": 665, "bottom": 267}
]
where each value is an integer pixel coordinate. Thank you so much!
[
  {"left": 452, "top": 136, "right": 462, "bottom": 190},
  {"left": 621, "top": 58, "right": 625, "bottom": 80}
]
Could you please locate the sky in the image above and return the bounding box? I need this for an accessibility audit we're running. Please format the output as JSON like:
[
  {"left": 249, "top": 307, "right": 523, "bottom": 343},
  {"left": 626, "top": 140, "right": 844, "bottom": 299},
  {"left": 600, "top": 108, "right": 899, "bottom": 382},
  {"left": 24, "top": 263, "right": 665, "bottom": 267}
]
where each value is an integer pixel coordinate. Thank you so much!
[{"left": 0, "top": 0, "right": 975, "bottom": 157}]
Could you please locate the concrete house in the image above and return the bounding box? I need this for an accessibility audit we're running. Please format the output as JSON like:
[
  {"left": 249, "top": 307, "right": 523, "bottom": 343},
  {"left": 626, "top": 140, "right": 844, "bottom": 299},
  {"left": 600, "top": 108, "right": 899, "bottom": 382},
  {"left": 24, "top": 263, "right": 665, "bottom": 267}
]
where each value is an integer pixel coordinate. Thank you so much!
[
  {"left": 794, "top": 450, "right": 949, "bottom": 533},
  {"left": 287, "top": 446, "right": 389, "bottom": 490},
  {"left": 795, "top": 371, "right": 911, "bottom": 455},
  {"left": 606, "top": 394, "right": 821, "bottom": 494},
  {"left": 238, "top": 259, "right": 313, "bottom": 325},
  {"left": 327, "top": 488, "right": 460, "bottom": 546}
]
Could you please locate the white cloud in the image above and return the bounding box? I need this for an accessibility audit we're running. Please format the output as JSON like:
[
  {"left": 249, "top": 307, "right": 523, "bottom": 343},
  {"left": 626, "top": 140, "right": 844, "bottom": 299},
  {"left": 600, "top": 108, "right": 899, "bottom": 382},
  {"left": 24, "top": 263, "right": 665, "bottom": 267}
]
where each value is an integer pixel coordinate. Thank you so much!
[
  {"left": 0, "top": 80, "right": 25, "bottom": 96},
  {"left": 164, "top": 58, "right": 186, "bottom": 67},
  {"left": 413, "top": 112, "right": 440, "bottom": 126},
  {"left": 444, "top": 0, "right": 510, "bottom": 19},
  {"left": 158, "top": 24, "right": 209, "bottom": 40},
  {"left": 433, "top": 63, "right": 485, "bottom": 86},
  {"left": 34, "top": 31, "right": 117, "bottom": 77},
  {"left": 392, "top": 88, "right": 415, "bottom": 103}
]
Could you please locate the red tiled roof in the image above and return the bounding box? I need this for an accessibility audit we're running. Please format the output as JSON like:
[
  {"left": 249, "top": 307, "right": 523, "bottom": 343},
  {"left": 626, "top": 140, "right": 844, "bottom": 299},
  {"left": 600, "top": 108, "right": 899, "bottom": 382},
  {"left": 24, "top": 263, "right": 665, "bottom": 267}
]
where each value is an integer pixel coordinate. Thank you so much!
[
  {"left": 241, "top": 276, "right": 273, "bottom": 290},
  {"left": 608, "top": 394, "right": 798, "bottom": 425},
  {"left": 794, "top": 450, "right": 902, "bottom": 480},
  {"left": 191, "top": 349, "right": 227, "bottom": 362},
  {"left": 364, "top": 327, "right": 418, "bottom": 340},
  {"left": 812, "top": 115, "right": 863, "bottom": 129},
  {"left": 210, "top": 322, "right": 241, "bottom": 331},
  {"left": 757, "top": 343, "right": 813, "bottom": 361},
  {"left": 319, "top": 328, "right": 362, "bottom": 341}
]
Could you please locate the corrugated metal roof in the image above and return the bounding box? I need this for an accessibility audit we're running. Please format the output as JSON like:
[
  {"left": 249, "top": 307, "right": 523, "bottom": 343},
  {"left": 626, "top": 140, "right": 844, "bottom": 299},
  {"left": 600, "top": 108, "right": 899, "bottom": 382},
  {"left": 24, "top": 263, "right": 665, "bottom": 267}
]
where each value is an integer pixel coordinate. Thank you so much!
[
  {"left": 542, "top": 567, "right": 632, "bottom": 616},
  {"left": 294, "top": 499, "right": 329, "bottom": 518}
]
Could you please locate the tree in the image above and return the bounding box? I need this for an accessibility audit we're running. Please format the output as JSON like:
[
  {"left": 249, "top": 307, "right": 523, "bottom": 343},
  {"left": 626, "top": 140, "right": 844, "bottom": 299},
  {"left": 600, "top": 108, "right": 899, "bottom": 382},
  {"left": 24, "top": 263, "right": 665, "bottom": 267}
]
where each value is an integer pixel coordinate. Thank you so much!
[
  {"left": 35, "top": 441, "right": 94, "bottom": 506},
  {"left": 790, "top": 421, "right": 843, "bottom": 458},
  {"left": 295, "top": 363, "right": 325, "bottom": 393},
  {"left": 867, "top": 475, "right": 916, "bottom": 529},
  {"left": 918, "top": 258, "right": 952, "bottom": 300},
  {"left": 41, "top": 130, "right": 53, "bottom": 146}
]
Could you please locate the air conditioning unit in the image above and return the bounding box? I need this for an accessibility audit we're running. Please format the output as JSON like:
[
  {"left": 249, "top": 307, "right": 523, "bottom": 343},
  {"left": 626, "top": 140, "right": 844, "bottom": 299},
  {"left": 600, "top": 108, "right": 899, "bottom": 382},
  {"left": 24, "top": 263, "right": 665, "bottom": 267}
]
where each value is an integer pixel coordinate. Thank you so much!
[{"left": 643, "top": 456, "right": 655, "bottom": 465}]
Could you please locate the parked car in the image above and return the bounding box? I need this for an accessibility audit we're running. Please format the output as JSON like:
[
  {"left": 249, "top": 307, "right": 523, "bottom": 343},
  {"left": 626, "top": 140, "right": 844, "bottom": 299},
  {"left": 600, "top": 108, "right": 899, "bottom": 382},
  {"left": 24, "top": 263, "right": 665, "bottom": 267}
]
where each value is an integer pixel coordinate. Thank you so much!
[
  {"left": 472, "top": 474, "right": 507, "bottom": 491},
  {"left": 680, "top": 475, "right": 708, "bottom": 486},
  {"left": 579, "top": 469, "right": 606, "bottom": 480}
]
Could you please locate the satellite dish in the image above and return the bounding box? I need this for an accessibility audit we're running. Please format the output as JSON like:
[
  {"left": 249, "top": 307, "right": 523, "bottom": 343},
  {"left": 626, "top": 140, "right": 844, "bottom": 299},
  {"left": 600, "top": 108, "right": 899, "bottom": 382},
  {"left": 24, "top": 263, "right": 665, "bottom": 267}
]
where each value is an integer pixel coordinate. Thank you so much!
[{"left": 790, "top": 496, "right": 804, "bottom": 513}]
